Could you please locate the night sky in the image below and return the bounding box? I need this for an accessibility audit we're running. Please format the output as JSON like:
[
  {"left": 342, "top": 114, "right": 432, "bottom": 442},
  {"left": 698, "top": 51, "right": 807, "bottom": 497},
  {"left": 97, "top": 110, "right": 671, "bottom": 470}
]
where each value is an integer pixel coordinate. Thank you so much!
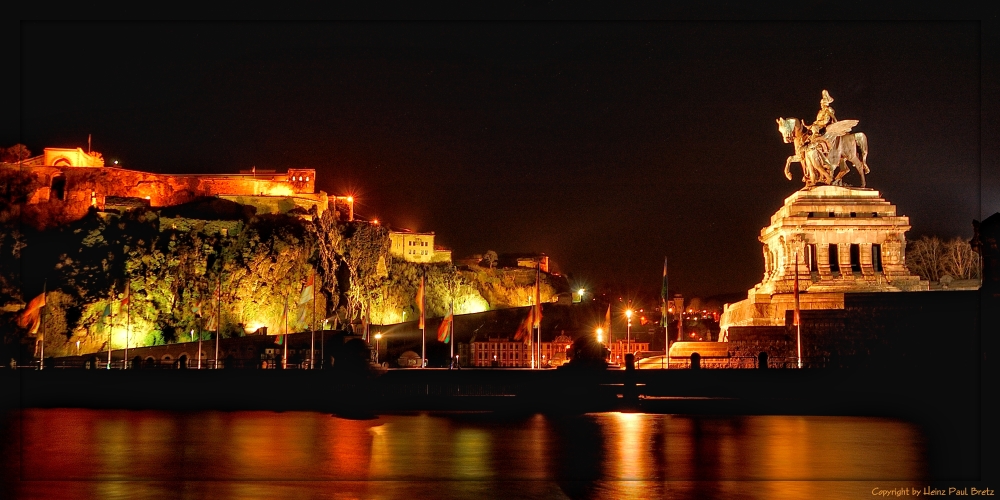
[{"left": 13, "top": 21, "right": 994, "bottom": 298}]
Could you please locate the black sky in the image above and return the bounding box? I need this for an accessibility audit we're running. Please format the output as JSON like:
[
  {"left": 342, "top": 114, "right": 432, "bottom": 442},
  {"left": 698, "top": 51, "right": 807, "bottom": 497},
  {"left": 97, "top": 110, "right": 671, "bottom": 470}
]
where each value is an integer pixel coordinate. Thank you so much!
[{"left": 14, "top": 21, "right": 993, "bottom": 297}]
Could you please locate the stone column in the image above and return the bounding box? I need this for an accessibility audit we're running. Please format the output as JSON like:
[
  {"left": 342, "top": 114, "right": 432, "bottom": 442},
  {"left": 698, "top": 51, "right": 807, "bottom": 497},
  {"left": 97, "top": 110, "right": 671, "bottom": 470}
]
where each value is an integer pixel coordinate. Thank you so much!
[
  {"left": 860, "top": 242, "right": 875, "bottom": 276},
  {"left": 838, "top": 243, "right": 853, "bottom": 277},
  {"left": 817, "top": 242, "right": 832, "bottom": 278}
]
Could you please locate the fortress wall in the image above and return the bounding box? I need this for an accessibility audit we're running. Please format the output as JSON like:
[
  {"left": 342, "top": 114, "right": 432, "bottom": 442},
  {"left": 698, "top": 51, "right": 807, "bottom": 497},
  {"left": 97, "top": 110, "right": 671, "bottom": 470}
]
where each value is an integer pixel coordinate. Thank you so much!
[{"left": 6, "top": 163, "right": 318, "bottom": 227}]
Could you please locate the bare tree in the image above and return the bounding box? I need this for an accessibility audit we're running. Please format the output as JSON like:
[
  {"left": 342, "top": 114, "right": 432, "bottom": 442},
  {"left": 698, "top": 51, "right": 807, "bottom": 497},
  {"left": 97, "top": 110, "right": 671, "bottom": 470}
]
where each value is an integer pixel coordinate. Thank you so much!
[
  {"left": 906, "top": 235, "right": 945, "bottom": 281},
  {"left": 943, "top": 236, "right": 981, "bottom": 280}
]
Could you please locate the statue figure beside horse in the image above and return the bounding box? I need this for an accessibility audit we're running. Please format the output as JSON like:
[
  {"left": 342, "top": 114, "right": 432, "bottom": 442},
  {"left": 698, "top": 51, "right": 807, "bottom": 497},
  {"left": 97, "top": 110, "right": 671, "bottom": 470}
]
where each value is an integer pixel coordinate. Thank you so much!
[{"left": 776, "top": 91, "right": 871, "bottom": 188}]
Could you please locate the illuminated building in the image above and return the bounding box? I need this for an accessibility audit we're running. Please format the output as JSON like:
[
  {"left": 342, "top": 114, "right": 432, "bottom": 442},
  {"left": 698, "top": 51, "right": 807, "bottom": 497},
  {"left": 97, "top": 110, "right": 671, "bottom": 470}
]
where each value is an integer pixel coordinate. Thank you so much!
[
  {"left": 607, "top": 340, "right": 651, "bottom": 364},
  {"left": 6, "top": 146, "right": 333, "bottom": 227},
  {"left": 470, "top": 333, "right": 572, "bottom": 368},
  {"left": 388, "top": 230, "right": 452, "bottom": 263}
]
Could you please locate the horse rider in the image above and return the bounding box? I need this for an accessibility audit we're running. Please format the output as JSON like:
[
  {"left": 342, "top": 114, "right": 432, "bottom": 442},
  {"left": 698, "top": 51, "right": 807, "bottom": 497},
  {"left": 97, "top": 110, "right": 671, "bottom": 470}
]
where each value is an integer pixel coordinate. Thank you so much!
[{"left": 807, "top": 90, "right": 837, "bottom": 155}]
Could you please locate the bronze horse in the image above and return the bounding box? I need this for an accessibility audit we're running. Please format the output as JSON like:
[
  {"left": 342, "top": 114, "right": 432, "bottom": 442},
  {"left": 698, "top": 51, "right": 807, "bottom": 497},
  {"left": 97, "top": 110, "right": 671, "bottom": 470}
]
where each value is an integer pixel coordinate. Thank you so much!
[{"left": 777, "top": 117, "right": 870, "bottom": 187}]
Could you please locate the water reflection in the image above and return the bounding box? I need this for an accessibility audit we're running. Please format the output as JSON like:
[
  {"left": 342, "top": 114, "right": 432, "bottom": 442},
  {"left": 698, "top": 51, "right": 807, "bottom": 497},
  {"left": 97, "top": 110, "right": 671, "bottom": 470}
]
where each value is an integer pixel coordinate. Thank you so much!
[{"left": 6, "top": 409, "right": 926, "bottom": 499}]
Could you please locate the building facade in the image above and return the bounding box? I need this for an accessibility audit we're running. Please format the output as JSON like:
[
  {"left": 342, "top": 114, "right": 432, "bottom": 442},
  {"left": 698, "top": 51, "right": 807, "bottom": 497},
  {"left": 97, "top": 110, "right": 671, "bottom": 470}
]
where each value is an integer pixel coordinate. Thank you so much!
[
  {"left": 388, "top": 230, "right": 452, "bottom": 263},
  {"left": 470, "top": 334, "right": 573, "bottom": 368}
]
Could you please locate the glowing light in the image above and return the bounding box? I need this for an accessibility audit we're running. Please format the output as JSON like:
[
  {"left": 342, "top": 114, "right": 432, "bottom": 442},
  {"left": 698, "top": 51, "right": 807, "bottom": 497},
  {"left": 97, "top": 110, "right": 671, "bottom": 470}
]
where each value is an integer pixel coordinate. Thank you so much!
[
  {"left": 374, "top": 333, "right": 382, "bottom": 340},
  {"left": 625, "top": 309, "right": 633, "bottom": 319},
  {"left": 372, "top": 219, "right": 379, "bottom": 225},
  {"left": 596, "top": 327, "right": 604, "bottom": 343},
  {"left": 347, "top": 196, "right": 353, "bottom": 203}
]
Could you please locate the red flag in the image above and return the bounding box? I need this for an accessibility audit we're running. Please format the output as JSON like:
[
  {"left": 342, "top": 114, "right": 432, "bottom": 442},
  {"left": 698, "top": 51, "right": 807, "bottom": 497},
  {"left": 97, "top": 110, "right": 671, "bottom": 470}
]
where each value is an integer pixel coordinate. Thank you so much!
[
  {"left": 416, "top": 276, "right": 425, "bottom": 330},
  {"left": 437, "top": 309, "right": 453, "bottom": 343},
  {"left": 514, "top": 306, "right": 534, "bottom": 344},
  {"left": 533, "top": 265, "right": 542, "bottom": 329},
  {"left": 18, "top": 293, "right": 46, "bottom": 334},
  {"left": 120, "top": 281, "right": 130, "bottom": 307}
]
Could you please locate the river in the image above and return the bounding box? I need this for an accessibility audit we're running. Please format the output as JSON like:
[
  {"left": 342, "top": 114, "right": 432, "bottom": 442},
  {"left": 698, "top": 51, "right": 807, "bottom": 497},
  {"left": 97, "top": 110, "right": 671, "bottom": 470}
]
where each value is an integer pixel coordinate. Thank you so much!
[{"left": 2, "top": 408, "right": 926, "bottom": 499}]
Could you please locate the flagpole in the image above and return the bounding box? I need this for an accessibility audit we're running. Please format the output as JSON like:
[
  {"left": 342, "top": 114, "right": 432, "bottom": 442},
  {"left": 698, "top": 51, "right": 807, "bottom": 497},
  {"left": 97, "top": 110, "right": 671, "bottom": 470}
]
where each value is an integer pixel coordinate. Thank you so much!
[
  {"left": 534, "top": 264, "right": 540, "bottom": 370},
  {"left": 662, "top": 256, "right": 668, "bottom": 369},
  {"left": 449, "top": 301, "right": 454, "bottom": 367},
  {"left": 107, "top": 306, "right": 112, "bottom": 370},
  {"left": 420, "top": 275, "right": 426, "bottom": 369},
  {"left": 283, "top": 293, "right": 289, "bottom": 370},
  {"left": 124, "top": 281, "right": 130, "bottom": 369},
  {"left": 794, "top": 251, "right": 802, "bottom": 369},
  {"left": 311, "top": 271, "right": 316, "bottom": 370},
  {"left": 39, "top": 281, "right": 46, "bottom": 370},
  {"left": 215, "top": 272, "right": 221, "bottom": 369}
]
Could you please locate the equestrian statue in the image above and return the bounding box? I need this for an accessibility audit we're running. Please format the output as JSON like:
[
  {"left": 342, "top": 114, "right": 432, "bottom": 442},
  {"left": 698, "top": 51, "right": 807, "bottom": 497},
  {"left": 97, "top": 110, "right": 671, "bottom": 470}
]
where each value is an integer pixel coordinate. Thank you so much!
[{"left": 777, "top": 90, "right": 870, "bottom": 188}]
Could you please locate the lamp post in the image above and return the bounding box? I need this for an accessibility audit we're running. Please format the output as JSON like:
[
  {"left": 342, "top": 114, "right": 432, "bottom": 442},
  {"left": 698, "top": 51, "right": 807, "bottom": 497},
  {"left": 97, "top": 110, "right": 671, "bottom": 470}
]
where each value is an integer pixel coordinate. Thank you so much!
[
  {"left": 374, "top": 333, "right": 382, "bottom": 365},
  {"left": 596, "top": 327, "right": 603, "bottom": 344},
  {"left": 625, "top": 308, "right": 633, "bottom": 359},
  {"left": 334, "top": 195, "right": 354, "bottom": 221}
]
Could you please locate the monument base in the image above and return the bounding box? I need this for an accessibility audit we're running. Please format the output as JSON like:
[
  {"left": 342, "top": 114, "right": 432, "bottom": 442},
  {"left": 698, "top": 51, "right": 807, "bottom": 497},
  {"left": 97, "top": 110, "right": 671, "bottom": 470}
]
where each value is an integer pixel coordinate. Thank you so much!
[{"left": 719, "top": 186, "right": 928, "bottom": 340}]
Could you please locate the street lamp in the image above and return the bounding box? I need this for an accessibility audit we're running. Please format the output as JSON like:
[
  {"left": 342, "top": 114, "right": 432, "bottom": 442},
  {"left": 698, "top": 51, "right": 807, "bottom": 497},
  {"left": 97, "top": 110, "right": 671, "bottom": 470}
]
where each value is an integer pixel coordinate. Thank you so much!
[
  {"left": 577, "top": 288, "right": 586, "bottom": 303},
  {"left": 596, "top": 327, "right": 603, "bottom": 344},
  {"left": 625, "top": 309, "right": 633, "bottom": 357},
  {"left": 374, "top": 333, "right": 382, "bottom": 365}
]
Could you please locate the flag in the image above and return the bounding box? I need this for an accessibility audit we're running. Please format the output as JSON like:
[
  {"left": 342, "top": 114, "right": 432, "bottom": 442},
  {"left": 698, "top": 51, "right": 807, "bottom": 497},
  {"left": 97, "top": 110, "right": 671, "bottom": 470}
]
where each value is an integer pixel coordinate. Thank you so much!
[
  {"left": 205, "top": 314, "right": 218, "bottom": 332},
  {"left": 514, "top": 306, "right": 535, "bottom": 344},
  {"left": 121, "top": 281, "right": 130, "bottom": 307},
  {"left": 793, "top": 252, "right": 801, "bottom": 326},
  {"left": 660, "top": 257, "right": 669, "bottom": 327},
  {"left": 437, "top": 307, "right": 453, "bottom": 343},
  {"left": 416, "top": 275, "right": 425, "bottom": 330},
  {"left": 191, "top": 300, "right": 202, "bottom": 317},
  {"left": 298, "top": 273, "right": 314, "bottom": 305},
  {"left": 298, "top": 273, "right": 314, "bottom": 323},
  {"left": 533, "top": 265, "right": 542, "bottom": 329},
  {"left": 18, "top": 292, "right": 46, "bottom": 334}
]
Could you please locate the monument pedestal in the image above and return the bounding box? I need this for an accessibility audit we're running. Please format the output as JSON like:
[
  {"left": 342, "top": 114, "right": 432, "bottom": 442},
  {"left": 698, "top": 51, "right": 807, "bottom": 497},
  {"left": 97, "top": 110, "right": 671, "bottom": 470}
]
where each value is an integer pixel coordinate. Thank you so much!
[{"left": 720, "top": 186, "right": 927, "bottom": 339}]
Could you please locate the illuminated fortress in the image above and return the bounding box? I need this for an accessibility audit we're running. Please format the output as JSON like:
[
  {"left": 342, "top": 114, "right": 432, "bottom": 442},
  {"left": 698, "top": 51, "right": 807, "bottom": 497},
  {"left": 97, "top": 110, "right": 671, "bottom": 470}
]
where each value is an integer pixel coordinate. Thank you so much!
[{"left": 11, "top": 147, "right": 329, "bottom": 226}]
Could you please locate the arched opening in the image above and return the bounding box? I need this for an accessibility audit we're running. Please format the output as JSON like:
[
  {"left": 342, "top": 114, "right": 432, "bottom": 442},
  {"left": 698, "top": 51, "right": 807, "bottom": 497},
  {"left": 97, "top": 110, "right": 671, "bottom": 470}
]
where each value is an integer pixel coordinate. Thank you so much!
[
  {"left": 52, "top": 157, "right": 71, "bottom": 167},
  {"left": 51, "top": 174, "right": 67, "bottom": 201}
]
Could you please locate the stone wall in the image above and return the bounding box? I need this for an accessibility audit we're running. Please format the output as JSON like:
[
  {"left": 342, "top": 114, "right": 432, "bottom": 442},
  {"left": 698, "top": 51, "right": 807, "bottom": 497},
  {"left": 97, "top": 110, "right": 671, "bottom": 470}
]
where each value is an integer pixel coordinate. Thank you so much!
[
  {"left": 5, "top": 163, "right": 320, "bottom": 228},
  {"left": 728, "top": 290, "right": 980, "bottom": 368}
]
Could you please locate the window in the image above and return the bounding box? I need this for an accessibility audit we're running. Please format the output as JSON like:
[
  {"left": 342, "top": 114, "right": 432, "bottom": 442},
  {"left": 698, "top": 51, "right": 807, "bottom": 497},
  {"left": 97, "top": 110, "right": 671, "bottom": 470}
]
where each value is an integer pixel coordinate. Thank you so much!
[
  {"left": 850, "top": 244, "right": 861, "bottom": 273},
  {"left": 872, "top": 244, "right": 883, "bottom": 272},
  {"left": 829, "top": 244, "right": 840, "bottom": 273},
  {"left": 51, "top": 174, "right": 66, "bottom": 201},
  {"left": 808, "top": 244, "right": 818, "bottom": 272}
]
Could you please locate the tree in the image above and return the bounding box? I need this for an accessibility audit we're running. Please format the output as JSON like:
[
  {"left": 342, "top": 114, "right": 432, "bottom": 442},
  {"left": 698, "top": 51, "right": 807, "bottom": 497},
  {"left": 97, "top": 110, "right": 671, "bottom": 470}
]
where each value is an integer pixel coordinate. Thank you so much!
[
  {"left": 942, "top": 236, "right": 981, "bottom": 280},
  {"left": 907, "top": 235, "right": 981, "bottom": 282},
  {"left": 1, "top": 144, "right": 31, "bottom": 163},
  {"left": 482, "top": 250, "right": 498, "bottom": 269},
  {"left": 906, "top": 236, "right": 945, "bottom": 281}
]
